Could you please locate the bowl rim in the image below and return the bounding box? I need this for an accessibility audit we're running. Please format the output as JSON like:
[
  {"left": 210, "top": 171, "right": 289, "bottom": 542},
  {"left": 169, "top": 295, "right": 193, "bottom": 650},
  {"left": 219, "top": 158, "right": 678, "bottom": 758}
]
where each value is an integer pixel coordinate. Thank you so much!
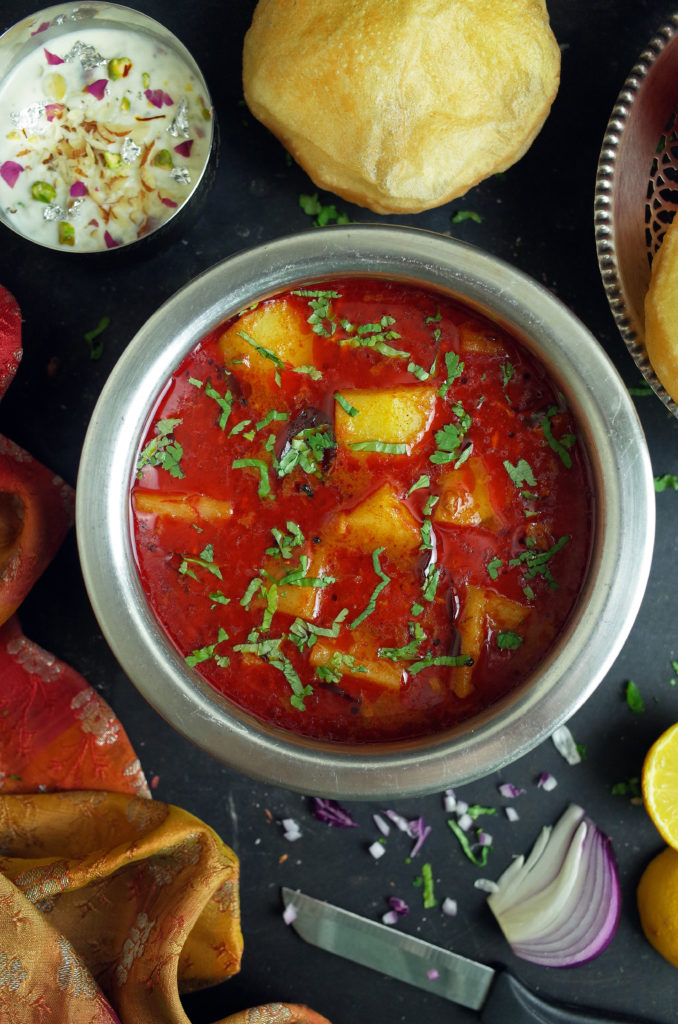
[
  {"left": 76, "top": 224, "right": 655, "bottom": 799},
  {"left": 0, "top": 0, "right": 215, "bottom": 254},
  {"left": 594, "top": 11, "right": 678, "bottom": 418}
]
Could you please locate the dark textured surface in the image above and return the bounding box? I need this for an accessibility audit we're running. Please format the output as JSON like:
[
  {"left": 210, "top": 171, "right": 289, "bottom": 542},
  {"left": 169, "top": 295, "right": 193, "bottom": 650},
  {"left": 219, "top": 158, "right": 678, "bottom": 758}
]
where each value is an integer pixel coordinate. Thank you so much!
[{"left": 1, "top": 2, "right": 678, "bottom": 1022}]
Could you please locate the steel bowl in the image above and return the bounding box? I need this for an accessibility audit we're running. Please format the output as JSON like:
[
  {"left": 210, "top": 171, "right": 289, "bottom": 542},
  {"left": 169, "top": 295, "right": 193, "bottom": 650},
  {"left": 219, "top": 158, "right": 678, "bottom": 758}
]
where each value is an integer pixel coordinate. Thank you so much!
[
  {"left": 0, "top": 2, "right": 216, "bottom": 255},
  {"left": 595, "top": 12, "right": 678, "bottom": 417},
  {"left": 76, "top": 225, "right": 655, "bottom": 799}
]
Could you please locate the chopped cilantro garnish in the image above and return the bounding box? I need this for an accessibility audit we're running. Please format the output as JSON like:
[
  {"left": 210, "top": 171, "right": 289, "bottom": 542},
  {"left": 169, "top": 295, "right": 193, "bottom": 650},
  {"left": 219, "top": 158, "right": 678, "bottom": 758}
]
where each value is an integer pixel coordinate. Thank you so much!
[
  {"left": 335, "top": 393, "right": 359, "bottom": 416},
  {"left": 189, "top": 377, "right": 233, "bottom": 430},
  {"left": 338, "top": 315, "right": 410, "bottom": 360},
  {"left": 349, "top": 547, "right": 390, "bottom": 629},
  {"left": 186, "top": 626, "right": 230, "bottom": 668},
  {"left": 349, "top": 441, "right": 408, "bottom": 454},
  {"left": 294, "top": 364, "right": 323, "bottom": 381},
  {"left": 497, "top": 631, "right": 523, "bottom": 650},
  {"left": 237, "top": 329, "right": 285, "bottom": 384},
  {"left": 438, "top": 351, "right": 464, "bottom": 399},
  {"left": 315, "top": 650, "right": 366, "bottom": 685},
  {"left": 378, "top": 622, "right": 426, "bottom": 661},
  {"left": 136, "top": 418, "right": 184, "bottom": 479},
  {"left": 234, "top": 633, "right": 312, "bottom": 710},
  {"left": 408, "top": 652, "right": 473, "bottom": 674},
  {"left": 501, "top": 362, "right": 514, "bottom": 389},
  {"left": 429, "top": 405, "right": 471, "bottom": 464},
  {"left": 655, "top": 473, "right": 678, "bottom": 492},
  {"left": 408, "top": 475, "right": 430, "bottom": 494},
  {"left": 487, "top": 557, "right": 503, "bottom": 580},
  {"left": 277, "top": 423, "right": 335, "bottom": 478},
  {"left": 266, "top": 521, "right": 305, "bottom": 559},
  {"left": 410, "top": 602, "right": 425, "bottom": 617},
  {"left": 625, "top": 679, "right": 644, "bottom": 714},
  {"left": 298, "top": 192, "right": 350, "bottom": 227},
  {"left": 232, "top": 458, "right": 271, "bottom": 498},
  {"left": 422, "top": 493, "right": 439, "bottom": 516},
  {"left": 289, "top": 608, "right": 349, "bottom": 652},
  {"left": 503, "top": 458, "right": 537, "bottom": 487},
  {"left": 509, "top": 535, "right": 569, "bottom": 588},
  {"left": 84, "top": 315, "right": 110, "bottom": 360},
  {"left": 419, "top": 518, "right": 433, "bottom": 551},
  {"left": 611, "top": 777, "right": 641, "bottom": 798},
  {"left": 421, "top": 564, "right": 441, "bottom": 603},
  {"left": 209, "top": 591, "right": 230, "bottom": 607},
  {"left": 541, "top": 406, "right": 576, "bottom": 468},
  {"left": 228, "top": 418, "right": 252, "bottom": 436},
  {"left": 451, "top": 209, "right": 483, "bottom": 224},
  {"left": 256, "top": 409, "right": 289, "bottom": 431},
  {"left": 178, "top": 544, "right": 222, "bottom": 581}
]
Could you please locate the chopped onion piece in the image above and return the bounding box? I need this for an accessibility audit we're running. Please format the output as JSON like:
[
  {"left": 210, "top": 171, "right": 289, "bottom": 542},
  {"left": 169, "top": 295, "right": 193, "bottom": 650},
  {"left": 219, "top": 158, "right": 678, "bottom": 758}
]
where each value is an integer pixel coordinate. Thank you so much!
[
  {"left": 388, "top": 896, "right": 409, "bottom": 916},
  {"left": 384, "top": 809, "right": 410, "bottom": 832},
  {"left": 382, "top": 910, "right": 399, "bottom": 925},
  {"left": 498, "top": 782, "right": 526, "bottom": 798},
  {"left": 373, "top": 813, "right": 390, "bottom": 836},
  {"left": 281, "top": 817, "right": 302, "bottom": 841},
  {"left": 455, "top": 799, "right": 469, "bottom": 815},
  {"left": 505, "top": 807, "right": 520, "bottom": 822},
  {"left": 456, "top": 812, "right": 472, "bottom": 832},
  {"left": 552, "top": 724, "right": 582, "bottom": 765},
  {"left": 474, "top": 878, "right": 499, "bottom": 893},
  {"left": 478, "top": 831, "right": 493, "bottom": 847},
  {"left": 441, "top": 897, "right": 458, "bottom": 916},
  {"left": 368, "top": 840, "right": 386, "bottom": 860},
  {"left": 443, "top": 788, "right": 456, "bottom": 813},
  {"left": 311, "top": 797, "right": 358, "bottom": 828},
  {"left": 537, "top": 771, "right": 557, "bottom": 791},
  {"left": 487, "top": 804, "right": 620, "bottom": 967},
  {"left": 283, "top": 903, "right": 297, "bottom": 925},
  {"left": 427, "top": 968, "right": 440, "bottom": 980}
]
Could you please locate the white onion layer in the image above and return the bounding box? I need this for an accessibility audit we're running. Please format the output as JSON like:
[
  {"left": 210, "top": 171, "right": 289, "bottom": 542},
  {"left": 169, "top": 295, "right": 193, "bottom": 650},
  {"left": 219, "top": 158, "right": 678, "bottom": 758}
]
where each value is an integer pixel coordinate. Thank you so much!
[{"left": 486, "top": 804, "right": 620, "bottom": 967}]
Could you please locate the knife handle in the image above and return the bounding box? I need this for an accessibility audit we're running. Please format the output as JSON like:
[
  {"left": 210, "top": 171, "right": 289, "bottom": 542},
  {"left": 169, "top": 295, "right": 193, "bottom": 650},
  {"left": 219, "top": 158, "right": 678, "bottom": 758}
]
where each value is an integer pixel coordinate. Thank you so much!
[{"left": 482, "top": 970, "right": 651, "bottom": 1024}]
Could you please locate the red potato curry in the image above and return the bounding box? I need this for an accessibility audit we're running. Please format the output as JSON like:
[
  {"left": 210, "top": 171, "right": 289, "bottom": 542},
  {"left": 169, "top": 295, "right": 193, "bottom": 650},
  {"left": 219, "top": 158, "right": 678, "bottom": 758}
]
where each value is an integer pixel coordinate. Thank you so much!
[{"left": 131, "top": 279, "right": 594, "bottom": 742}]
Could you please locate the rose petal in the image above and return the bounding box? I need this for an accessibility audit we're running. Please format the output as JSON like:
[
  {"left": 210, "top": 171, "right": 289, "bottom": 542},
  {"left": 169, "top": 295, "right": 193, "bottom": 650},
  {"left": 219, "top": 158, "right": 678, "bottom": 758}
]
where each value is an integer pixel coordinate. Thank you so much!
[
  {"left": 160, "top": 196, "right": 178, "bottom": 208},
  {"left": 44, "top": 48, "right": 64, "bottom": 65},
  {"left": 70, "top": 181, "right": 87, "bottom": 198},
  {"left": 104, "top": 231, "right": 120, "bottom": 249},
  {"left": 173, "top": 140, "right": 193, "bottom": 158},
  {"left": 144, "top": 88, "right": 174, "bottom": 109},
  {"left": 0, "top": 161, "right": 24, "bottom": 189},
  {"left": 30, "top": 21, "right": 50, "bottom": 35},
  {"left": 85, "top": 79, "right": 108, "bottom": 101},
  {"left": 45, "top": 103, "right": 66, "bottom": 121}
]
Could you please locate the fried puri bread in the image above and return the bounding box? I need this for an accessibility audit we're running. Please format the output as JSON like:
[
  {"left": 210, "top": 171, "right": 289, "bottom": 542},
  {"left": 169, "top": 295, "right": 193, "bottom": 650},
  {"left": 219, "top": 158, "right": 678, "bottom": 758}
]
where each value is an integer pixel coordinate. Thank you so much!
[
  {"left": 242, "top": 0, "right": 561, "bottom": 215},
  {"left": 645, "top": 216, "right": 678, "bottom": 405}
]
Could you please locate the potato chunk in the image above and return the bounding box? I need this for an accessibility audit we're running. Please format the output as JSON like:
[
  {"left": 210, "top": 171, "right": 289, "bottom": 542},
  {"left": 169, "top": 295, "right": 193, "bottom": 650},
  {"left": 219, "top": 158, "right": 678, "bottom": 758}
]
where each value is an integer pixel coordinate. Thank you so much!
[
  {"left": 433, "top": 457, "right": 501, "bottom": 530},
  {"left": 218, "top": 297, "right": 315, "bottom": 382},
  {"left": 310, "top": 635, "right": 404, "bottom": 690},
  {"left": 133, "top": 490, "right": 233, "bottom": 522},
  {"left": 335, "top": 385, "right": 437, "bottom": 450},
  {"left": 259, "top": 547, "right": 333, "bottom": 620},
  {"left": 458, "top": 322, "right": 506, "bottom": 356},
  {"left": 455, "top": 586, "right": 529, "bottom": 698},
  {"left": 331, "top": 482, "right": 420, "bottom": 557}
]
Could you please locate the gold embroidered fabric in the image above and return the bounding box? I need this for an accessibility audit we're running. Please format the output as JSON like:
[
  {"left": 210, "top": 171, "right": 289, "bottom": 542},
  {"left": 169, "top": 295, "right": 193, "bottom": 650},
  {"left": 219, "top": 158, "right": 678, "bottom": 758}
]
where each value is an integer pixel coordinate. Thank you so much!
[{"left": 0, "top": 791, "right": 329, "bottom": 1024}]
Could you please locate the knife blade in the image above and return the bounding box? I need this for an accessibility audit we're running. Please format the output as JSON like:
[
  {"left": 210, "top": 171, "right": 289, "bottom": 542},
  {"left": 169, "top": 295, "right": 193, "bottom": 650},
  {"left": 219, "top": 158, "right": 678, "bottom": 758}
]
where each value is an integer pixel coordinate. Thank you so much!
[{"left": 281, "top": 888, "right": 655, "bottom": 1024}]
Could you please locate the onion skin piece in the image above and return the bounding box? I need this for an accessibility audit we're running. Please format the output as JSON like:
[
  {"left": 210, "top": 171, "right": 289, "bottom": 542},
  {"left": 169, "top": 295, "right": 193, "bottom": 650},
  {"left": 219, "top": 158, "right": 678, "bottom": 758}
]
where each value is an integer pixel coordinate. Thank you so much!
[{"left": 486, "top": 804, "right": 621, "bottom": 967}]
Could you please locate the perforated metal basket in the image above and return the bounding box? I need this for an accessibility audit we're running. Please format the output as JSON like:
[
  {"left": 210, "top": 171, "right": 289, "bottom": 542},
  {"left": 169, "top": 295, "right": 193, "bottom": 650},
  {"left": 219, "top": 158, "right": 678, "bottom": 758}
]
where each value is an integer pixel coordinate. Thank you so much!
[{"left": 595, "top": 12, "right": 678, "bottom": 417}]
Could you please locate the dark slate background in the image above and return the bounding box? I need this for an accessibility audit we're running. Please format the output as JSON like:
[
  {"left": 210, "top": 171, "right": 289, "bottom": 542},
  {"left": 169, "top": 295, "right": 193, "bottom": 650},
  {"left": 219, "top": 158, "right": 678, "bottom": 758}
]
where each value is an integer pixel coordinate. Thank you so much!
[{"left": 1, "top": 2, "right": 677, "bottom": 1021}]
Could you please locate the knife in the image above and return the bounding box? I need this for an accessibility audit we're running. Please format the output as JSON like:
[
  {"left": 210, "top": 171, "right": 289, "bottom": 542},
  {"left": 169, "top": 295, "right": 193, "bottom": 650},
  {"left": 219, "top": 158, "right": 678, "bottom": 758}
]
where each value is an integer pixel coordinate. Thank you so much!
[{"left": 281, "top": 888, "right": 654, "bottom": 1024}]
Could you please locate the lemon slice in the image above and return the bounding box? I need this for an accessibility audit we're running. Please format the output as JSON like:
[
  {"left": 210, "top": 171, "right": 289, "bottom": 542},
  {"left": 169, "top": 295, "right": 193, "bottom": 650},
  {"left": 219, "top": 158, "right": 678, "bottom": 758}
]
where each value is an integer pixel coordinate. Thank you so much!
[
  {"left": 642, "top": 721, "right": 678, "bottom": 848},
  {"left": 637, "top": 846, "right": 678, "bottom": 967}
]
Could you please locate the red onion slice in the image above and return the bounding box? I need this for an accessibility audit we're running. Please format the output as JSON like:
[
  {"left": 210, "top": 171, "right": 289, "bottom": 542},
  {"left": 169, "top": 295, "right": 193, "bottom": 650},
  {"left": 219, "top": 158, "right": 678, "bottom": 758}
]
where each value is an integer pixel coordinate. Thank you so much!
[{"left": 486, "top": 804, "right": 620, "bottom": 967}]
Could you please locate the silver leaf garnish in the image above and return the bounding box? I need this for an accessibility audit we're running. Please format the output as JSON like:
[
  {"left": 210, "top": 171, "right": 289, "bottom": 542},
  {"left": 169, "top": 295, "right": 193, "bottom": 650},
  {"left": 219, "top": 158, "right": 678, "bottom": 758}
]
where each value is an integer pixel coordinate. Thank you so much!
[
  {"left": 64, "top": 40, "right": 105, "bottom": 70},
  {"left": 171, "top": 167, "right": 191, "bottom": 185},
  {"left": 121, "top": 138, "right": 141, "bottom": 164},
  {"left": 10, "top": 102, "right": 46, "bottom": 133},
  {"left": 167, "top": 97, "right": 189, "bottom": 138},
  {"left": 43, "top": 203, "right": 64, "bottom": 221}
]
